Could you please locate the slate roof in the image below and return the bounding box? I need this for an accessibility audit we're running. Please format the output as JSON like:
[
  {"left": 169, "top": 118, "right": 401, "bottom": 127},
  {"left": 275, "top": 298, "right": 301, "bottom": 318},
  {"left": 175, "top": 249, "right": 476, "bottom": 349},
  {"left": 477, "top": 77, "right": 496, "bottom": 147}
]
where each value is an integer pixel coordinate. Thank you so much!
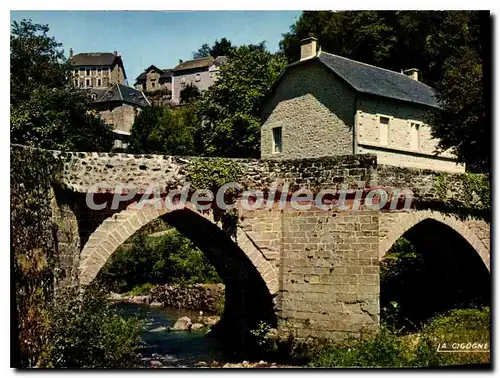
[
  {"left": 89, "top": 84, "right": 150, "bottom": 107},
  {"left": 173, "top": 56, "right": 214, "bottom": 72},
  {"left": 135, "top": 66, "right": 173, "bottom": 82},
  {"left": 69, "top": 53, "right": 117, "bottom": 67},
  {"left": 160, "top": 69, "right": 172, "bottom": 80},
  {"left": 212, "top": 56, "right": 228, "bottom": 67},
  {"left": 316, "top": 52, "right": 438, "bottom": 108},
  {"left": 69, "top": 52, "right": 127, "bottom": 79}
]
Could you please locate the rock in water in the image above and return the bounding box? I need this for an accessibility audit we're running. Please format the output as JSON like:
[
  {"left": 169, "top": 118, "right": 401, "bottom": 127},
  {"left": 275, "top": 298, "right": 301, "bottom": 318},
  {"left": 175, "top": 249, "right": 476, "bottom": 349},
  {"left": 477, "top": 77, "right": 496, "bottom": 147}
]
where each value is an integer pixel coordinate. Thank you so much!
[
  {"left": 191, "top": 323, "right": 204, "bottom": 330},
  {"left": 172, "top": 316, "right": 192, "bottom": 331}
]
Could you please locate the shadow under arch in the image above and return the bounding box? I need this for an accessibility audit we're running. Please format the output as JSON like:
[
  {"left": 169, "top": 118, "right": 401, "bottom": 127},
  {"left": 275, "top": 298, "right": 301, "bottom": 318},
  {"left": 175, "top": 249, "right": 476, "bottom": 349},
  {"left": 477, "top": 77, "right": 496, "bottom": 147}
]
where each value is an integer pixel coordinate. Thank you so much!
[
  {"left": 78, "top": 203, "right": 278, "bottom": 355},
  {"left": 380, "top": 217, "right": 491, "bottom": 330},
  {"left": 379, "top": 210, "right": 490, "bottom": 272},
  {"left": 161, "top": 208, "right": 277, "bottom": 337}
]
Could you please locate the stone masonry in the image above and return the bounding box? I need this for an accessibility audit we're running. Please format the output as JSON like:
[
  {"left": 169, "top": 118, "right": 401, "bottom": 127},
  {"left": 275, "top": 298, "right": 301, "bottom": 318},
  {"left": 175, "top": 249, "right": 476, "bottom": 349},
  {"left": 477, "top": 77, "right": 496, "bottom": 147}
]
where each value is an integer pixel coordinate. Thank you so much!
[{"left": 12, "top": 145, "right": 489, "bottom": 343}]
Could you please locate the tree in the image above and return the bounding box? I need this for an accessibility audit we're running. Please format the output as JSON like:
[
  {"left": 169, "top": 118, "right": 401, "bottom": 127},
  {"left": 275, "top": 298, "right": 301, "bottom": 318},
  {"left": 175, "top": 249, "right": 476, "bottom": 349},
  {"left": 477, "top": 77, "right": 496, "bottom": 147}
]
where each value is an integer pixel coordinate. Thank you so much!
[
  {"left": 10, "top": 19, "right": 114, "bottom": 151},
  {"left": 128, "top": 105, "right": 196, "bottom": 155},
  {"left": 193, "top": 43, "right": 211, "bottom": 59},
  {"left": 180, "top": 83, "right": 201, "bottom": 104},
  {"left": 193, "top": 37, "right": 235, "bottom": 59},
  {"left": 429, "top": 12, "right": 489, "bottom": 172},
  {"left": 196, "top": 42, "right": 287, "bottom": 157}
]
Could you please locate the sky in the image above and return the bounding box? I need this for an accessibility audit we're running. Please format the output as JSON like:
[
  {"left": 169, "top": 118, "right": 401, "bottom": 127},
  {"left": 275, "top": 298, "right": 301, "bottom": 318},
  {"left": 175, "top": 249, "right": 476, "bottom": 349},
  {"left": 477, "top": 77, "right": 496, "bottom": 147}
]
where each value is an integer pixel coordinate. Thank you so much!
[{"left": 10, "top": 10, "right": 302, "bottom": 85}]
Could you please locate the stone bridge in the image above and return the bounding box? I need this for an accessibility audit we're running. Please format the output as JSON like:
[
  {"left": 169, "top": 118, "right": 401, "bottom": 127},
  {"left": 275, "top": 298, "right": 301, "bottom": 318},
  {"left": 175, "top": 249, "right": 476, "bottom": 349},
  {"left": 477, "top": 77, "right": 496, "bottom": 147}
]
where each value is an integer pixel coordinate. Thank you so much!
[{"left": 23, "top": 146, "right": 490, "bottom": 345}]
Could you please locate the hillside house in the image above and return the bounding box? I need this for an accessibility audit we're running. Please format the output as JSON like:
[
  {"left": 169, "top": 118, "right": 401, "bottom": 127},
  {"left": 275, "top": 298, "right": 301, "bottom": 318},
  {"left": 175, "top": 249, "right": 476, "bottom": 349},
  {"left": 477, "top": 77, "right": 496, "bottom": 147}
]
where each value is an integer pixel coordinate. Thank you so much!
[{"left": 261, "top": 37, "right": 464, "bottom": 173}]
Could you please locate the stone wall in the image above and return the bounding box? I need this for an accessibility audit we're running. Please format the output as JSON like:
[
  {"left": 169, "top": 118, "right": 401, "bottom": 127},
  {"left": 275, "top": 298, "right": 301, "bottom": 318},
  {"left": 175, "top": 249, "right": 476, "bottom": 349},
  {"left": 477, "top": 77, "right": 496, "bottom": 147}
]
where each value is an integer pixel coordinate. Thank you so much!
[
  {"left": 261, "top": 61, "right": 355, "bottom": 159},
  {"left": 150, "top": 283, "right": 225, "bottom": 313},
  {"left": 355, "top": 95, "right": 464, "bottom": 173},
  {"left": 277, "top": 208, "right": 379, "bottom": 341},
  {"left": 98, "top": 103, "right": 139, "bottom": 134}
]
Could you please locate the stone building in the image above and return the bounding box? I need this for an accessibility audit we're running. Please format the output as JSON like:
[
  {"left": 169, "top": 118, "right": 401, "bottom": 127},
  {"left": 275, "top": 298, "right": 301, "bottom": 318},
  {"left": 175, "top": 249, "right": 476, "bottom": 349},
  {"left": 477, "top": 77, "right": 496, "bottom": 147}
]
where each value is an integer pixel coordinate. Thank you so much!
[
  {"left": 134, "top": 65, "right": 173, "bottom": 93},
  {"left": 261, "top": 37, "right": 464, "bottom": 173},
  {"left": 69, "top": 49, "right": 127, "bottom": 89},
  {"left": 171, "top": 56, "right": 227, "bottom": 104},
  {"left": 88, "top": 83, "right": 150, "bottom": 148}
]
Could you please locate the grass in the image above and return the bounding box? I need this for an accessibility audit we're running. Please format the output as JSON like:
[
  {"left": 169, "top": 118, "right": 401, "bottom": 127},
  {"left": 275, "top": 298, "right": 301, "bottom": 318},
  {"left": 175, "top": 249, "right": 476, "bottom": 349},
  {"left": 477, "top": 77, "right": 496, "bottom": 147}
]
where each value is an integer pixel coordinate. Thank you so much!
[
  {"left": 308, "top": 307, "right": 490, "bottom": 368},
  {"left": 125, "top": 283, "right": 156, "bottom": 296}
]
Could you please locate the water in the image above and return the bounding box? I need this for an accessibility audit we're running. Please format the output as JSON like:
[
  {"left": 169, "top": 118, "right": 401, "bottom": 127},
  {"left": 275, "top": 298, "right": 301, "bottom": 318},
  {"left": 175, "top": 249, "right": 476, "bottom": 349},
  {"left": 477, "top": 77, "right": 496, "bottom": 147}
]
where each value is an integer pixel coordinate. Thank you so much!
[{"left": 114, "top": 302, "right": 230, "bottom": 366}]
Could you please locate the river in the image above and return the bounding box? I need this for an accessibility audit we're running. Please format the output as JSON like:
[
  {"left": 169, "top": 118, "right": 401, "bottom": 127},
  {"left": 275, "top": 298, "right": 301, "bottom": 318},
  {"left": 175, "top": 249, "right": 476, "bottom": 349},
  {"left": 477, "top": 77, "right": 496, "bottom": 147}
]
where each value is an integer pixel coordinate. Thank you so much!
[{"left": 114, "top": 302, "right": 231, "bottom": 367}]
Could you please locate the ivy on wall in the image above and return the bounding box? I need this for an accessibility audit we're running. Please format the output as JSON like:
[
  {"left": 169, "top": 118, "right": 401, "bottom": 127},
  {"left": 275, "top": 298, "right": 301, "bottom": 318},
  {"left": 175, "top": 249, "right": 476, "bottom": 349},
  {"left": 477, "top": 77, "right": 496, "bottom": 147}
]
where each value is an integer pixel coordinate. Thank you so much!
[
  {"left": 186, "top": 158, "right": 243, "bottom": 236},
  {"left": 435, "top": 172, "right": 490, "bottom": 218},
  {"left": 11, "top": 145, "right": 63, "bottom": 367}
]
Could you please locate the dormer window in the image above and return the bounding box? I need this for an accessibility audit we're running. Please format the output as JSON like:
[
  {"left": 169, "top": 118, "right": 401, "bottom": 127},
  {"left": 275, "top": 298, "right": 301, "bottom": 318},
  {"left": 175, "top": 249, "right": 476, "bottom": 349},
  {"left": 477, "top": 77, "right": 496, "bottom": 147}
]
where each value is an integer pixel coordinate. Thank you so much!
[{"left": 91, "top": 93, "right": 97, "bottom": 101}]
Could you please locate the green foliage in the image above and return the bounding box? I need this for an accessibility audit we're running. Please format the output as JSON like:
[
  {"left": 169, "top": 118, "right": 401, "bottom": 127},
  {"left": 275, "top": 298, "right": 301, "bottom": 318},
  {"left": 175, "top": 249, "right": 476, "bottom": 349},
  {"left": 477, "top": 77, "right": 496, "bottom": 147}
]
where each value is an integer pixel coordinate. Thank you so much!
[
  {"left": 309, "top": 326, "right": 413, "bottom": 368},
  {"left": 435, "top": 172, "right": 490, "bottom": 214},
  {"left": 98, "top": 230, "right": 221, "bottom": 293},
  {"left": 128, "top": 105, "right": 197, "bottom": 155},
  {"left": 39, "top": 285, "right": 144, "bottom": 368},
  {"left": 180, "top": 83, "right": 201, "bottom": 104},
  {"left": 428, "top": 13, "right": 488, "bottom": 172},
  {"left": 10, "top": 19, "right": 114, "bottom": 152},
  {"left": 126, "top": 283, "right": 156, "bottom": 296},
  {"left": 193, "top": 37, "right": 235, "bottom": 59},
  {"left": 281, "top": 11, "right": 489, "bottom": 171},
  {"left": 309, "top": 308, "right": 490, "bottom": 367},
  {"left": 196, "top": 42, "right": 287, "bottom": 157},
  {"left": 11, "top": 146, "right": 62, "bottom": 367},
  {"left": 186, "top": 158, "right": 243, "bottom": 191}
]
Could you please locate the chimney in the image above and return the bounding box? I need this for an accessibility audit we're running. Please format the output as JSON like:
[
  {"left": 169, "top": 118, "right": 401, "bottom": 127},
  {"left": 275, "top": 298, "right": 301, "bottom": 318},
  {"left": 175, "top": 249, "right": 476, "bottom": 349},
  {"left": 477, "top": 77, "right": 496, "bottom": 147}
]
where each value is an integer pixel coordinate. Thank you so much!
[
  {"left": 300, "top": 36, "right": 318, "bottom": 61},
  {"left": 69, "top": 48, "right": 73, "bottom": 58},
  {"left": 114, "top": 50, "right": 118, "bottom": 56},
  {"left": 403, "top": 68, "right": 419, "bottom": 81}
]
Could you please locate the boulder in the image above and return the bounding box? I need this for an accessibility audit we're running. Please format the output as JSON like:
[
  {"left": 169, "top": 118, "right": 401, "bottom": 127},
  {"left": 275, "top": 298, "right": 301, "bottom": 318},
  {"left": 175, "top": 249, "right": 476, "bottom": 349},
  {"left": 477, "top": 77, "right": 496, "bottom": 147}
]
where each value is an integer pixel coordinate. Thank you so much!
[
  {"left": 172, "top": 316, "right": 192, "bottom": 331},
  {"left": 149, "top": 326, "right": 167, "bottom": 333},
  {"left": 149, "top": 360, "right": 163, "bottom": 368},
  {"left": 191, "top": 323, "right": 204, "bottom": 330},
  {"left": 149, "top": 301, "right": 163, "bottom": 307}
]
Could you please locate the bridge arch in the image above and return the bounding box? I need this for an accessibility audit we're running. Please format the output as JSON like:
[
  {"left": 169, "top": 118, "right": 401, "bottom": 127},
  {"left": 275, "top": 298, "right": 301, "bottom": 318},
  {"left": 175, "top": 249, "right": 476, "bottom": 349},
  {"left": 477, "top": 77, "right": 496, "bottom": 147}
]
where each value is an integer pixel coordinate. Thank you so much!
[
  {"left": 379, "top": 210, "right": 490, "bottom": 272},
  {"left": 79, "top": 202, "right": 279, "bottom": 294},
  {"left": 78, "top": 201, "right": 281, "bottom": 347}
]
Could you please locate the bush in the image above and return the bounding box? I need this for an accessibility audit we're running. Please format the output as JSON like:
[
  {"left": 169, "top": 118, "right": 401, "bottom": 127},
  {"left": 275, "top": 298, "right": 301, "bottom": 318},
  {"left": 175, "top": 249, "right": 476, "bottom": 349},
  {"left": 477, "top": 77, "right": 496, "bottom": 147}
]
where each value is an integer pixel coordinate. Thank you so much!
[
  {"left": 308, "top": 308, "right": 490, "bottom": 368},
  {"left": 415, "top": 307, "right": 490, "bottom": 367},
  {"left": 308, "top": 326, "right": 412, "bottom": 368},
  {"left": 39, "top": 285, "right": 144, "bottom": 368},
  {"left": 127, "top": 283, "right": 156, "bottom": 296}
]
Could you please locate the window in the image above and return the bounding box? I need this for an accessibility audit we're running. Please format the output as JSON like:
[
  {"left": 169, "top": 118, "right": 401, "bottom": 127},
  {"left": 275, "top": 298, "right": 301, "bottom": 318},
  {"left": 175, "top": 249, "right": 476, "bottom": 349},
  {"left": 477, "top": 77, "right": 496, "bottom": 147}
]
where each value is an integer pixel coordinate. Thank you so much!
[
  {"left": 86, "top": 69, "right": 90, "bottom": 76},
  {"left": 74, "top": 79, "right": 78, "bottom": 87},
  {"left": 181, "top": 77, "right": 186, "bottom": 85},
  {"left": 195, "top": 74, "right": 201, "bottom": 82},
  {"left": 86, "top": 79, "right": 90, "bottom": 87},
  {"left": 410, "top": 122, "right": 421, "bottom": 151},
  {"left": 151, "top": 81, "right": 156, "bottom": 88},
  {"left": 97, "top": 79, "right": 101, "bottom": 87},
  {"left": 98, "top": 68, "right": 102, "bottom": 74},
  {"left": 379, "top": 116, "right": 390, "bottom": 146},
  {"left": 91, "top": 93, "right": 97, "bottom": 101},
  {"left": 272, "top": 127, "right": 282, "bottom": 154}
]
